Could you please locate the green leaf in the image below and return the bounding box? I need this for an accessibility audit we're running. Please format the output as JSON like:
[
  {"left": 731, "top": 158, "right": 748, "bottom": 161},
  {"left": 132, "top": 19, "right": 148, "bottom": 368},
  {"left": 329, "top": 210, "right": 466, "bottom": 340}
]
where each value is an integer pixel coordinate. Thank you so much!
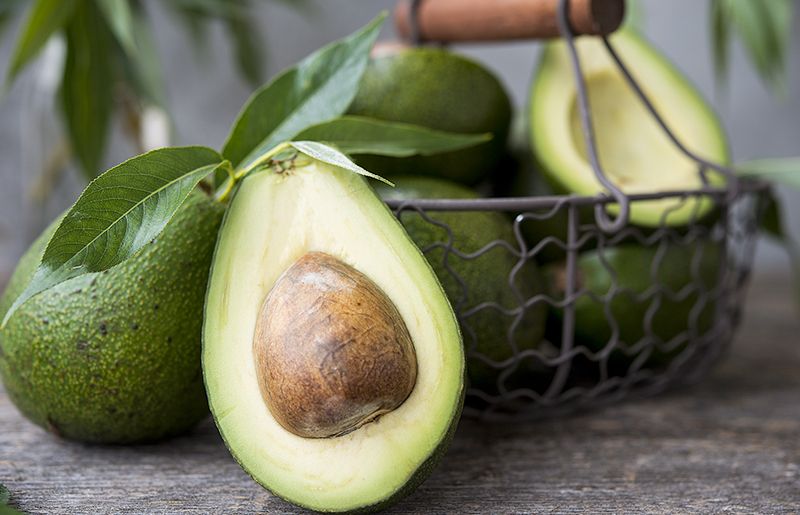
[
  {"left": 737, "top": 158, "right": 800, "bottom": 189},
  {"left": 96, "top": 0, "right": 137, "bottom": 57},
  {"left": 0, "top": 484, "right": 23, "bottom": 515},
  {"left": 711, "top": 0, "right": 793, "bottom": 93},
  {"left": 224, "top": 5, "right": 265, "bottom": 86},
  {"left": 710, "top": 0, "right": 731, "bottom": 83},
  {"left": 5, "top": 0, "right": 79, "bottom": 84},
  {"left": 222, "top": 12, "right": 386, "bottom": 170},
  {"left": 0, "top": 0, "right": 26, "bottom": 39},
  {"left": 60, "top": 0, "right": 115, "bottom": 179},
  {"left": 123, "top": 1, "right": 167, "bottom": 108},
  {"left": 2, "top": 147, "right": 223, "bottom": 326},
  {"left": 290, "top": 141, "right": 393, "bottom": 186},
  {"left": 295, "top": 116, "right": 491, "bottom": 157},
  {"left": 758, "top": 188, "right": 787, "bottom": 240}
]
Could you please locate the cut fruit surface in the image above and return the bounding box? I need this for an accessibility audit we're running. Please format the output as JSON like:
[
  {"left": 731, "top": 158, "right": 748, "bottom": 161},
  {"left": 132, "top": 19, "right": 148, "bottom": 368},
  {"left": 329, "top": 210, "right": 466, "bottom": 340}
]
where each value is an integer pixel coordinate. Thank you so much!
[
  {"left": 530, "top": 30, "right": 730, "bottom": 227},
  {"left": 203, "top": 157, "right": 464, "bottom": 512}
]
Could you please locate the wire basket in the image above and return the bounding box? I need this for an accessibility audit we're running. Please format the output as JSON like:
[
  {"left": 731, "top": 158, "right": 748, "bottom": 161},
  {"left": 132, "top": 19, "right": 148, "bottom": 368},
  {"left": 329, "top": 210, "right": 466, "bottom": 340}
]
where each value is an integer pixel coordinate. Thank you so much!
[{"left": 384, "top": 0, "right": 768, "bottom": 421}]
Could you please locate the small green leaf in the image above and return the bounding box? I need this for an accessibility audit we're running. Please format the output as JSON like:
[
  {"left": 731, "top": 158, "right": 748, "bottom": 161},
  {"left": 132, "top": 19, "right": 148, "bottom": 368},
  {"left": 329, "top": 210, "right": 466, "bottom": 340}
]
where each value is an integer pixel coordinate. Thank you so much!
[
  {"left": 60, "top": 0, "right": 115, "bottom": 179},
  {"left": 758, "top": 188, "right": 787, "bottom": 240},
  {"left": 294, "top": 116, "right": 491, "bottom": 157},
  {"left": 711, "top": 0, "right": 793, "bottom": 93},
  {"left": 123, "top": 1, "right": 167, "bottom": 109},
  {"left": 737, "top": 158, "right": 800, "bottom": 189},
  {"left": 223, "top": 13, "right": 386, "bottom": 170},
  {"left": 0, "top": 484, "right": 23, "bottom": 515},
  {"left": 224, "top": 7, "right": 265, "bottom": 86},
  {"left": 96, "top": 0, "right": 137, "bottom": 57},
  {"left": 2, "top": 147, "right": 223, "bottom": 326},
  {"left": 710, "top": 0, "right": 731, "bottom": 83},
  {"left": 5, "top": 0, "right": 79, "bottom": 84},
  {"left": 0, "top": 0, "right": 26, "bottom": 39},
  {"left": 290, "top": 141, "right": 393, "bottom": 186}
]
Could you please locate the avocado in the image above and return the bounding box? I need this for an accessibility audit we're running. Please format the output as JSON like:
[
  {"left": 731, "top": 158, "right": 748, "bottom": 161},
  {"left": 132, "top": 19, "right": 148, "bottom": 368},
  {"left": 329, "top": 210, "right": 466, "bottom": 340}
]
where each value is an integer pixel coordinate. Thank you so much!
[
  {"left": 529, "top": 30, "right": 730, "bottom": 227},
  {"left": 376, "top": 177, "right": 548, "bottom": 391},
  {"left": 349, "top": 46, "right": 512, "bottom": 186},
  {"left": 0, "top": 192, "right": 224, "bottom": 443},
  {"left": 203, "top": 158, "right": 464, "bottom": 512},
  {"left": 544, "top": 242, "right": 721, "bottom": 366}
]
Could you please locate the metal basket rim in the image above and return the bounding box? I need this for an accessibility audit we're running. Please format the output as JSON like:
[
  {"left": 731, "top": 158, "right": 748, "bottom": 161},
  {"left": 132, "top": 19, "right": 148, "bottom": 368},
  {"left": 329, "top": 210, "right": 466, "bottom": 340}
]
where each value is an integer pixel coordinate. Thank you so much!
[{"left": 384, "top": 178, "right": 769, "bottom": 212}]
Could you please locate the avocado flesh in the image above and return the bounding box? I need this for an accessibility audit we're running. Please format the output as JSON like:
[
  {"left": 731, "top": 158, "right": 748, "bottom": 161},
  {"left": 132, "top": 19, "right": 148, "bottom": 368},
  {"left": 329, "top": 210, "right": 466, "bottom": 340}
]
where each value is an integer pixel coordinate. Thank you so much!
[
  {"left": 530, "top": 30, "right": 730, "bottom": 227},
  {"left": 0, "top": 192, "right": 224, "bottom": 443},
  {"left": 545, "top": 242, "right": 721, "bottom": 365},
  {"left": 377, "top": 177, "right": 548, "bottom": 391},
  {"left": 203, "top": 161, "right": 464, "bottom": 512},
  {"left": 349, "top": 47, "right": 512, "bottom": 186}
]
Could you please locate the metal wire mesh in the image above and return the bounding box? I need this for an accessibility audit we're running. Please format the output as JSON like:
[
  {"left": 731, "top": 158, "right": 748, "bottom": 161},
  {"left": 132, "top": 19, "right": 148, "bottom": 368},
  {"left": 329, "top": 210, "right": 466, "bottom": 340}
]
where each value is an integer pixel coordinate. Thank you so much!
[
  {"left": 388, "top": 183, "right": 764, "bottom": 421},
  {"left": 387, "top": 0, "right": 767, "bottom": 421}
]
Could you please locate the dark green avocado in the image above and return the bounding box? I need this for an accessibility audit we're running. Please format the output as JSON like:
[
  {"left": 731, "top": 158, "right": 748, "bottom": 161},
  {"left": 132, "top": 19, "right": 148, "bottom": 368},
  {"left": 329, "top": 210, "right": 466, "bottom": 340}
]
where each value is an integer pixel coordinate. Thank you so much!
[{"left": 0, "top": 192, "right": 225, "bottom": 443}]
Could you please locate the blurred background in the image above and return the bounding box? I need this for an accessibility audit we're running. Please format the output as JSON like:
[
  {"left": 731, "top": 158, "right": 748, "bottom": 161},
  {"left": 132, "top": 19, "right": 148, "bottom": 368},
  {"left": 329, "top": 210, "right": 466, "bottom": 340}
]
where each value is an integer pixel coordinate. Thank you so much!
[{"left": 0, "top": 0, "right": 798, "bottom": 284}]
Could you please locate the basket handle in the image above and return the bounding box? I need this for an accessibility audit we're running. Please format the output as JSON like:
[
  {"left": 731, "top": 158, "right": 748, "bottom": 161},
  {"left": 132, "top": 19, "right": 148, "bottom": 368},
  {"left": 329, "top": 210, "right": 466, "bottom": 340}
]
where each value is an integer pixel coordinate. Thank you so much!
[{"left": 394, "top": 0, "right": 625, "bottom": 43}]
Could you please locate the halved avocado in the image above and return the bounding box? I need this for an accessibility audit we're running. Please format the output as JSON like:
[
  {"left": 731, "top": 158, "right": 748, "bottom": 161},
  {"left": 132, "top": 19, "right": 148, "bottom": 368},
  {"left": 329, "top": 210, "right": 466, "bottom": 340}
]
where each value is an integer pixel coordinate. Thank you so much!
[
  {"left": 203, "top": 158, "right": 464, "bottom": 512},
  {"left": 530, "top": 30, "right": 730, "bottom": 227}
]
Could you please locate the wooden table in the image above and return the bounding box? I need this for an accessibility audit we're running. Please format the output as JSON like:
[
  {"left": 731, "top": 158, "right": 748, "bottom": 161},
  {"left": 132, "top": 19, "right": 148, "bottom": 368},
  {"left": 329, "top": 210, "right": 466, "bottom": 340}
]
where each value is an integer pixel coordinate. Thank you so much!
[{"left": 1, "top": 273, "right": 798, "bottom": 514}]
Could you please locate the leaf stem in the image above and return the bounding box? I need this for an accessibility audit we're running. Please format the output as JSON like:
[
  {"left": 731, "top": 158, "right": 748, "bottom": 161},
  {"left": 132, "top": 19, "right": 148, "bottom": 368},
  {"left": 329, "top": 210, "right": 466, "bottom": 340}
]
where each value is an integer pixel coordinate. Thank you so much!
[{"left": 215, "top": 142, "right": 293, "bottom": 203}]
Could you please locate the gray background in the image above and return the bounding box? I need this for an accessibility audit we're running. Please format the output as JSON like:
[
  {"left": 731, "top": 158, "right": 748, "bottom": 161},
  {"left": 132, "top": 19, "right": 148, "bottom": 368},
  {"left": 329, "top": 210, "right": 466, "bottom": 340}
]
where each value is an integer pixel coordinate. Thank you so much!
[{"left": 0, "top": 0, "right": 798, "bottom": 281}]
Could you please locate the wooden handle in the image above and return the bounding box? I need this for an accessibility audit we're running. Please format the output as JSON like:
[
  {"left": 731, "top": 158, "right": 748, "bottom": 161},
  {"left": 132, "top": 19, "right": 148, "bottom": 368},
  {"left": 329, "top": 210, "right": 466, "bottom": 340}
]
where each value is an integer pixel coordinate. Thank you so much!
[{"left": 395, "top": 0, "right": 626, "bottom": 42}]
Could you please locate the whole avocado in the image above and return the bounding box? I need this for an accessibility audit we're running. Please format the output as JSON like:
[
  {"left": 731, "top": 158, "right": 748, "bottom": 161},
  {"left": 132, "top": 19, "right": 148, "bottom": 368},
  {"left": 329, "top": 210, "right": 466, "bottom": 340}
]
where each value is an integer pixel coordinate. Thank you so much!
[
  {"left": 377, "top": 177, "right": 548, "bottom": 391},
  {"left": 349, "top": 46, "right": 512, "bottom": 186},
  {"left": 544, "top": 242, "right": 721, "bottom": 367},
  {"left": 0, "top": 191, "right": 224, "bottom": 443}
]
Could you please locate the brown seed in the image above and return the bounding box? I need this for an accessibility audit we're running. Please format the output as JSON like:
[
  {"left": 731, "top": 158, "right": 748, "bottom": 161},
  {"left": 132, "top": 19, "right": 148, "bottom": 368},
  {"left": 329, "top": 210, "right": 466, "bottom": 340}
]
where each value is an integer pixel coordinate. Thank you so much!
[{"left": 253, "top": 252, "right": 418, "bottom": 439}]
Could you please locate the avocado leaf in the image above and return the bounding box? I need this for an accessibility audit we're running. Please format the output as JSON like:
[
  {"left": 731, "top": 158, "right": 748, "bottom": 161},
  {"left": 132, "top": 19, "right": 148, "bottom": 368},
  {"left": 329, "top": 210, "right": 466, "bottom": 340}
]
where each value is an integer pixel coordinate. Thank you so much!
[
  {"left": 5, "top": 0, "right": 78, "bottom": 85},
  {"left": 0, "top": 484, "right": 24, "bottom": 515},
  {"left": 2, "top": 147, "right": 224, "bottom": 326},
  {"left": 60, "top": 0, "right": 115, "bottom": 180},
  {"left": 95, "top": 0, "right": 137, "bottom": 58},
  {"left": 222, "top": 12, "right": 386, "bottom": 171},
  {"left": 295, "top": 116, "right": 491, "bottom": 158},
  {"left": 710, "top": 0, "right": 793, "bottom": 93},
  {"left": 736, "top": 158, "right": 800, "bottom": 189},
  {"left": 289, "top": 141, "right": 392, "bottom": 185}
]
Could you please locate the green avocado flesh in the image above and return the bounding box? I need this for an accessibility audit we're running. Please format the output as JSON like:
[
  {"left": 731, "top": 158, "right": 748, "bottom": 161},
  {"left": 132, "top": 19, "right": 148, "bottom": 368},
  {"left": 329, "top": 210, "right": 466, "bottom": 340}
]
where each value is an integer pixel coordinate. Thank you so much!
[
  {"left": 530, "top": 30, "right": 730, "bottom": 227},
  {"left": 349, "top": 47, "right": 512, "bottom": 186},
  {"left": 545, "top": 242, "right": 721, "bottom": 363},
  {"left": 203, "top": 160, "right": 464, "bottom": 512},
  {"left": 377, "top": 177, "right": 547, "bottom": 391},
  {"left": 0, "top": 192, "right": 224, "bottom": 443}
]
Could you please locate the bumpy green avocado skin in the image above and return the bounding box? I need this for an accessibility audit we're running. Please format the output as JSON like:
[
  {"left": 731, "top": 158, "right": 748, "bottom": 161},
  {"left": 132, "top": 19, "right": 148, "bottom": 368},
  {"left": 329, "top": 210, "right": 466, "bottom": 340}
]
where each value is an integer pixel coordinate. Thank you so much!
[
  {"left": 545, "top": 242, "right": 721, "bottom": 365},
  {"left": 349, "top": 48, "right": 512, "bottom": 186},
  {"left": 0, "top": 192, "right": 225, "bottom": 443},
  {"left": 377, "top": 177, "right": 547, "bottom": 390}
]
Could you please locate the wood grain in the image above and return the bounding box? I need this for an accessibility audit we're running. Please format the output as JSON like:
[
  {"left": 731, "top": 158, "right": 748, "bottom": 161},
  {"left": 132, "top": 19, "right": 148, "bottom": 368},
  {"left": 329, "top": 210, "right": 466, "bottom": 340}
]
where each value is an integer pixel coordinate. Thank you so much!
[
  {"left": 1, "top": 273, "right": 799, "bottom": 514},
  {"left": 394, "top": 0, "right": 626, "bottom": 42}
]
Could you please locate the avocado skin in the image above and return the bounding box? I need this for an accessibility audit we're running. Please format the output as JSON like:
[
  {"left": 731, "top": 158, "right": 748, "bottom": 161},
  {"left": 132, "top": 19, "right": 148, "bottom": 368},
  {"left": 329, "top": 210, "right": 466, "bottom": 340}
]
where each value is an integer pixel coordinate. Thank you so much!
[
  {"left": 377, "top": 177, "right": 547, "bottom": 390},
  {"left": 545, "top": 242, "right": 721, "bottom": 366},
  {"left": 0, "top": 192, "right": 225, "bottom": 444},
  {"left": 349, "top": 48, "right": 512, "bottom": 186}
]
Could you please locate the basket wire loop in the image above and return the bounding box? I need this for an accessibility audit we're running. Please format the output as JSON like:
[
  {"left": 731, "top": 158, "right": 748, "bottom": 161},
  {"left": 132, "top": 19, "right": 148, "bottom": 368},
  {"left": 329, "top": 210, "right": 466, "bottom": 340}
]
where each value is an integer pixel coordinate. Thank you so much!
[{"left": 556, "top": 0, "right": 630, "bottom": 233}]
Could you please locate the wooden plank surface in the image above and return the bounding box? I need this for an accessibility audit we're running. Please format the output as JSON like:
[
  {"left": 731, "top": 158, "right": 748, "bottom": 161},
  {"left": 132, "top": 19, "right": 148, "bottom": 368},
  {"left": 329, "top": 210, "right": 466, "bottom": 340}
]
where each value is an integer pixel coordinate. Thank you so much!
[{"left": 1, "top": 273, "right": 799, "bottom": 514}]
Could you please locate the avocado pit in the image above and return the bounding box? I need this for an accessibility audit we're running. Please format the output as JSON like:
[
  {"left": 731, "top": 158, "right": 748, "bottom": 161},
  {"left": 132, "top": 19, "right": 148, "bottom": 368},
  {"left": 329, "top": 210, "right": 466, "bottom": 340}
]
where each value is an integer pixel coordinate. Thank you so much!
[{"left": 253, "top": 252, "right": 417, "bottom": 438}]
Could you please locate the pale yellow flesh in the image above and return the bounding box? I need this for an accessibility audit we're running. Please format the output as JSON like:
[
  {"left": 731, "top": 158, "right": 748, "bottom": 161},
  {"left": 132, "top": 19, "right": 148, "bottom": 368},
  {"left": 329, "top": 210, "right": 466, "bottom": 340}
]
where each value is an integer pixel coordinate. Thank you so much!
[
  {"left": 203, "top": 161, "right": 463, "bottom": 512},
  {"left": 531, "top": 31, "right": 730, "bottom": 226}
]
